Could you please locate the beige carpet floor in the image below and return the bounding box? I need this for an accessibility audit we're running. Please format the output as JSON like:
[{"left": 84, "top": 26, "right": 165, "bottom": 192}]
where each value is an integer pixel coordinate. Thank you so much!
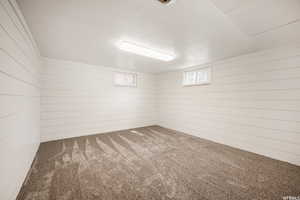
[{"left": 17, "top": 126, "right": 300, "bottom": 200}]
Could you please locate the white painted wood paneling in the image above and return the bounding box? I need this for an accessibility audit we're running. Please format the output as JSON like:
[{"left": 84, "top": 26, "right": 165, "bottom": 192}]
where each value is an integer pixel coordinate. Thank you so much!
[
  {"left": 40, "top": 58, "right": 157, "bottom": 142},
  {"left": 157, "top": 46, "right": 300, "bottom": 166},
  {"left": 0, "top": 0, "right": 40, "bottom": 199}
]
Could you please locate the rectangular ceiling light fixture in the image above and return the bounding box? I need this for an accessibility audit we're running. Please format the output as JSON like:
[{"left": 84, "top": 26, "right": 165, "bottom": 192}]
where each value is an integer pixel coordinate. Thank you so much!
[{"left": 117, "top": 41, "right": 175, "bottom": 61}]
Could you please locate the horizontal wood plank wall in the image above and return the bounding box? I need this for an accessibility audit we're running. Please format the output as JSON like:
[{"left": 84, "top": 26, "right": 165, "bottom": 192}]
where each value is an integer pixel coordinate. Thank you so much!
[
  {"left": 0, "top": 0, "right": 41, "bottom": 199},
  {"left": 41, "top": 58, "right": 157, "bottom": 142},
  {"left": 157, "top": 46, "right": 300, "bottom": 166}
]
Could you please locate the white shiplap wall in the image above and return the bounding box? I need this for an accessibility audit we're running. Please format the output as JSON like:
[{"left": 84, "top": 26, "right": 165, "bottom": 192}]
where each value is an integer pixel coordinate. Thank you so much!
[
  {"left": 41, "top": 58, "right": 157, "bottom": 142},
  {"left": 157, "top": 46, "right": 300, "bottom": 166},
  {"left": 0, "top": 0, "right": 41, "bottom": 199}
]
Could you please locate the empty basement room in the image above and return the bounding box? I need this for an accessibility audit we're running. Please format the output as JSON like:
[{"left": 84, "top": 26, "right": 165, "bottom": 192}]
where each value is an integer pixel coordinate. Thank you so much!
[{"left": 1, "top": 0, "right": 300, "bottom": 199}]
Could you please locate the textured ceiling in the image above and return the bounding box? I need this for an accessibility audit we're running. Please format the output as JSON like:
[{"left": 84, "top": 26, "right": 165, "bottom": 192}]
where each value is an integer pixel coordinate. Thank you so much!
[{"left": 17, "top": 0, "right": 300, "bottom": 73}]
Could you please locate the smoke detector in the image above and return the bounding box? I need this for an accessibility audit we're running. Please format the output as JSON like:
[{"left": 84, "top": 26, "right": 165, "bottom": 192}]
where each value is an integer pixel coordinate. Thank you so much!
[{"left": 158, "top": 0, "right": 176, "bottom": 5}]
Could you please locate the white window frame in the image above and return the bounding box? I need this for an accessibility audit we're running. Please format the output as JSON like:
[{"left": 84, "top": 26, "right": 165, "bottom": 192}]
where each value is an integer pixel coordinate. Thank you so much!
[
  {"left": 182, "top": 67, "right": 212, "bottom": 86},
  {"left": 114, "top": 71, "right": 137, "bottom": 87}
]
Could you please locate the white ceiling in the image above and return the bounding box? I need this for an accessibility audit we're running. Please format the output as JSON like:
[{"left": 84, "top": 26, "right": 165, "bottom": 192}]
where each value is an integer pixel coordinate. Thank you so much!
[{"left": 17, "top": 0, "right": 300, "bottom": 73}]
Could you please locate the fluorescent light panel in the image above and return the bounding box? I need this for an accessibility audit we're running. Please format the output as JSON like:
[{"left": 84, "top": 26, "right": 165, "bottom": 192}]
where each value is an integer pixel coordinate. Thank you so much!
[{"left": 118, "top": 41, "right": 175, "bottom": 61}]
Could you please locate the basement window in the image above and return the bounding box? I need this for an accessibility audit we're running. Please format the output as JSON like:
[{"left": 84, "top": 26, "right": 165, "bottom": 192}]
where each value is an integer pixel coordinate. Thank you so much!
[
  {"left": 114, "top": 72, "right": 137, "bottom": 87},
  {"left": 183, "top": 67, "right": 211, "bottom": 86}
]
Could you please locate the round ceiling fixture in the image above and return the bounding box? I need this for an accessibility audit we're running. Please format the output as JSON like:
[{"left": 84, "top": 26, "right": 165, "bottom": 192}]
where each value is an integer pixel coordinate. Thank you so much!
[{"left": 158, "top": 0, "right": 176, "bottom": 5}]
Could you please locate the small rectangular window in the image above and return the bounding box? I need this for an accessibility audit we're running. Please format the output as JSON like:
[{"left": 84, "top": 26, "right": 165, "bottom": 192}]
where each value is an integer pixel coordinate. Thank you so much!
[
  {"left": 114, "top": 72, "right": 137, "bottom": 87},
  {"left": 183, "top": 67, "right": 211, "bottom": 86}
]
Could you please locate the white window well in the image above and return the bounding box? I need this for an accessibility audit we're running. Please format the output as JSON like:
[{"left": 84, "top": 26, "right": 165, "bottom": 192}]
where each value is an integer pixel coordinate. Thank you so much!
[
  {"left": 183, "top": 67, "right": 211, "bottom": 86},
  {"left": 114, "top": 72, "right": 137, "bottom": 87}
]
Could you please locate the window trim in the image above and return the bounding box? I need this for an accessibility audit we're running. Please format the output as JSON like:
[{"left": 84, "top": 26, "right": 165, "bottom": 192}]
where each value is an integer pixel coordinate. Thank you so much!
[
  {"left": 114, "top": 71, "right": 137, "bottom": 87},
  {"left": 182, "top": 67, "right": 212, "bottom": 87}
]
